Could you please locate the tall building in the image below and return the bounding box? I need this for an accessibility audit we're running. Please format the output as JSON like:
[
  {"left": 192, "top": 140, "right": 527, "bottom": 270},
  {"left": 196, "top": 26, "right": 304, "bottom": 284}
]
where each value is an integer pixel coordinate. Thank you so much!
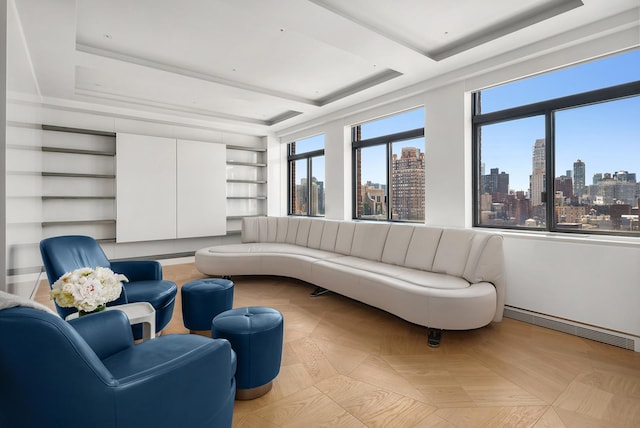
[
  {"left": 573, "top": 159, "right": 586, "bottom": 202},
  {"left": 391, "top": 147, "right": 425, "bottom": 221},
  {"left": 555, "top": 175, "right": 574, "bottom": 201},
  {"left": 481, "top": 168, "right": 509, "bottom": 198},
  {"left": 531, "top": 139, "right": 546, "bottom": 207}
]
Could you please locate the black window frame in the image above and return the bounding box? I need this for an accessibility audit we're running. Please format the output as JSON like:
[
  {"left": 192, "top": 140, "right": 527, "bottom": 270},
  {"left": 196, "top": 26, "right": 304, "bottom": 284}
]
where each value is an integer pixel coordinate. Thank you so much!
[
  {"left": 287, "top": 142, "right": 325, "bottom": 217},
  {"left": 351, "top": 126, "right": 425, "bottom": 222},
  {"left": 472, "top": 79, "right": 640, "bottom": 236}
]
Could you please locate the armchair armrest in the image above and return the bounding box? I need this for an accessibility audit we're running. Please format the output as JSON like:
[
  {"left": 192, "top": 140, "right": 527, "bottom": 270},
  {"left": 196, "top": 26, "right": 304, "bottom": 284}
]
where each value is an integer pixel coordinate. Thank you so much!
[
  {"left": 105, "top": 336, "right": 236, "bottom": 426},
  {"left": 110, "top": 260, "right": 163, "bottom": 281},
  {"left": 68, "top": 310, "right": 134, "bottom": 359}
]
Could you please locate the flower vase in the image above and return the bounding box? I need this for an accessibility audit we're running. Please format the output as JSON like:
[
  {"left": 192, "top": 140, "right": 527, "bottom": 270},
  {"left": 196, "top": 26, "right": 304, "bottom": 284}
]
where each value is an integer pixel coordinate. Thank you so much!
[{"left": 78, "top": 304, "right": 107, "bottom": 317}]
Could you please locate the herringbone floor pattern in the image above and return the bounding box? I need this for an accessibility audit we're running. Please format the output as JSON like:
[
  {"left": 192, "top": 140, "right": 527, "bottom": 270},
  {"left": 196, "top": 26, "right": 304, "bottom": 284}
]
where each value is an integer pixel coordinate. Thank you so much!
[{"left": 36, "top": 262, "right": 640, "bottom": 427}]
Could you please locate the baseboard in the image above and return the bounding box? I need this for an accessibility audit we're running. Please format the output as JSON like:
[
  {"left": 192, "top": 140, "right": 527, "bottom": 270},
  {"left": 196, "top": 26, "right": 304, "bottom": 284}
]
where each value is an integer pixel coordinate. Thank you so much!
[{"left": 503, "top": 307, "right": 638, "bottom": 352}]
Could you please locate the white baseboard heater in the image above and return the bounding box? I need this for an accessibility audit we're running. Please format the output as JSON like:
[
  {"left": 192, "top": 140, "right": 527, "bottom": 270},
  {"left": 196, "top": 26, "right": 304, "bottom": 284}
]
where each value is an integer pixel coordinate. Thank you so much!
[{"left": 504, "top": 306, "right": 638, "bottom": 352}]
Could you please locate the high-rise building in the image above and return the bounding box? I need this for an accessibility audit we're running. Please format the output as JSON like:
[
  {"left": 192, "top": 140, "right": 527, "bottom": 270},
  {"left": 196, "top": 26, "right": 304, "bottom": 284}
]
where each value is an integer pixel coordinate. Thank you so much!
[
  {"left": 481, "top": 168, "right": 509, "bottom": 198},
  {"left": 555, "top": 175, "right": 574, "bottom": 201},
  {"left": 531, "top": 139, "right": 546, "bottom": 207},
  {"left": 573, "top": 159, "right": 586, "bottom": 202},
  {"left": 391, "top": 147, "right": 425, "bottom": 221}
]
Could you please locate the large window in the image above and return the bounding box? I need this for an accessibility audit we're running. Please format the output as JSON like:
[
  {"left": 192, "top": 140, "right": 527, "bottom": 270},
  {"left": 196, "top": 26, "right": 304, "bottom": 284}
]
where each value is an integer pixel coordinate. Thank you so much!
[
  {"left": 288, "top": 135, "right": 325, "bottom": 216},
  {"left": 352, "top": 108, "right": 425, "bottom": 222},
  {"left": 473, "top": 49, "right": 640, "bottom": 236}
]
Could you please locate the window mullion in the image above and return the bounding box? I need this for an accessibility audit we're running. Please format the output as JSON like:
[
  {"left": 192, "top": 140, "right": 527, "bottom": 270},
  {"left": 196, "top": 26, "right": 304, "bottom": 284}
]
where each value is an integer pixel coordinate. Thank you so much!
[{"left": 546, "top": 110, "right": 555, "bottom": 232}]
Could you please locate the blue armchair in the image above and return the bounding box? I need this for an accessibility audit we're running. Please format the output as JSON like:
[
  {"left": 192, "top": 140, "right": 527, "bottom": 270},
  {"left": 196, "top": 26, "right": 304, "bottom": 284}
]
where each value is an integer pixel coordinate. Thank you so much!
[
  {"left": 0, "top": 306, "right": 236, "bottom": 428},
  {"left": 40, "top": 235, "right": 177, "bottom": 339}
]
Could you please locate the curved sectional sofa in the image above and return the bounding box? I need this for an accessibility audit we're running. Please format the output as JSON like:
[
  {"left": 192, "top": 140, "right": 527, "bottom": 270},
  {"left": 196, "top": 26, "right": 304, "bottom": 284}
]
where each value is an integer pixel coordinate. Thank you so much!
[{"left": 195, "top": 216, "right": 505, "bottom": 345}]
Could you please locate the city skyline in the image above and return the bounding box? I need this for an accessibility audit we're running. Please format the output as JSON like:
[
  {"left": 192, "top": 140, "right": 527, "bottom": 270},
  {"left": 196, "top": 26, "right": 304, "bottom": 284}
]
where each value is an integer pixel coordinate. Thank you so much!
[{"left": 480, "top": 49, "right": 639, "bottom": 193}]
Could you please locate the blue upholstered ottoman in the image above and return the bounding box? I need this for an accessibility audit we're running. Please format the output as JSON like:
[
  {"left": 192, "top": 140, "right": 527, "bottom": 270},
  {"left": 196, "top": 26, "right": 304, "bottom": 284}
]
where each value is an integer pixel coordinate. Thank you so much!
[
  {"left": 181, "top": 278, "right": 234, "bottom": 336},
  {"left": 212, "top": 306, "right": 283, "bottom": 400}
]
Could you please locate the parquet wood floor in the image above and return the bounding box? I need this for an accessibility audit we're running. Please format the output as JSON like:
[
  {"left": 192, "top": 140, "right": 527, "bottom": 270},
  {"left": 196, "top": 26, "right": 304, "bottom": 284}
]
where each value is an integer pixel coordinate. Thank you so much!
[{"left": 35, "top": 263, "right": 640, "bottom": 427}]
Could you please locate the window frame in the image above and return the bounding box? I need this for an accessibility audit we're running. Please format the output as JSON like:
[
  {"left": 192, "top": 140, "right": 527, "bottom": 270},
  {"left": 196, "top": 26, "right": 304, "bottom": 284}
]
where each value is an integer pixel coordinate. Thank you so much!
[
  {"left": 352, "top": 126, "right": 425, "bottom": 222},
  {"left": 472, "top": 80, "right": 640, "bottom": 236},
  {"left": 287, "top": 141, "right": 325, "bottom": 217}
]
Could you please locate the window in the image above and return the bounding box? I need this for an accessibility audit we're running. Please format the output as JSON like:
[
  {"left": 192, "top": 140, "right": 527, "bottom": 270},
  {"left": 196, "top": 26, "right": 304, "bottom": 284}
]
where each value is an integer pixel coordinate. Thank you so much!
[
  {"left": 288, "top": 135, "right": 325, "bottom": 216},
  {"left": 473, "top": 49, "right": 640, "bottom": 236},
  {"left": 352, "top": 108, "right": 425, "bottom": 222}
]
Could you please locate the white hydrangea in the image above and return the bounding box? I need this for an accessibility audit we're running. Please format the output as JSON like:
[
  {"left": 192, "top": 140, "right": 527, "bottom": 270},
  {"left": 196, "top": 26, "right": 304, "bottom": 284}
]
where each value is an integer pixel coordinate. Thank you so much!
[{"left": 50, "top": 267, "right": 128, "bottom": 313}]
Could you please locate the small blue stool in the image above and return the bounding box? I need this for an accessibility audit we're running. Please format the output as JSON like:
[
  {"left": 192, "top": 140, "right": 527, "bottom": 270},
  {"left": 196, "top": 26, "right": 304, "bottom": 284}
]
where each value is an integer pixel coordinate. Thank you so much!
[
  {"left": 212, "top": 306, "right": 283, "bottom": 400},
  {"left": 181, "top": 278, "right": 234, "bottom": 336}
]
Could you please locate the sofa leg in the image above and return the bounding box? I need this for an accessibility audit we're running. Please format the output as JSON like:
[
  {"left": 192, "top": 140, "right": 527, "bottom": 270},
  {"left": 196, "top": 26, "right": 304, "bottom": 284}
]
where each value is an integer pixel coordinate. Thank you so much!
[
  {"left": 427, "top": 328, "right": 442, "bottom": 348},
  {"left": 310, "top": 287, "right": 330, "bottom": 297},
  {"left": 222, "top": 275, "right": 232, "bottom": 280}
]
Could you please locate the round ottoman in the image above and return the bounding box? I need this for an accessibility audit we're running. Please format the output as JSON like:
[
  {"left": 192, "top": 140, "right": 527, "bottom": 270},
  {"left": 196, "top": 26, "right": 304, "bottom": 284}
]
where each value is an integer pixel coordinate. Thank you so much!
[
  {"left": 212, "top": 306, "right": 283, "bottom": 400},
  {"left": 181, "top": 278, "right": 234, "bottom": 336}
]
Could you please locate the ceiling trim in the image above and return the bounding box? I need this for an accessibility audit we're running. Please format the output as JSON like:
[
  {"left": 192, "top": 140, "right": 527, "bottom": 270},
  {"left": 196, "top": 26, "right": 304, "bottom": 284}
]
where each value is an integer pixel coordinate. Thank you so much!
[
  {"left": 308, "top": 0, "right": 585, "bottom": 61},
  {"left": 266, "top": 110, "right": 303, "bottom": 126},
  {"left": 430, "top": 0, "right": 586, "bottom": 60},
  {"left": 316, "top": 69, "right": 403, "bottom": 106},
  {"left": 75, "top": 86, "right": 271, "bottom": 126},
  {"left": 76, "top": 43, "right": 320, "bottom": 106}
]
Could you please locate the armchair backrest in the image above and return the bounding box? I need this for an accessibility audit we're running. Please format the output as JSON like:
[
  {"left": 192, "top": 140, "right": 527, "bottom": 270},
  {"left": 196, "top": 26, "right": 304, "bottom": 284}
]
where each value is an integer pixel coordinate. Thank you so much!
[
  {"left": 0, "top": 307, "right": 117, "bottom": 427},
  {"left": 40, "top": 235, "right": 112, "bottom": 317},
  {"left": 40, "top": 235, "right": 111, "bottom": 283}
]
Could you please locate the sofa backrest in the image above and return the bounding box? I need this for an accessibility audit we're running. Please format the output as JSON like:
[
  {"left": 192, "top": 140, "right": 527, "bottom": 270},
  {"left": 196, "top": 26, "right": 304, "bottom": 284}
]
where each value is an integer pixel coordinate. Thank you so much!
[{"left": 242, "top": 216, "right": 502, "bottom": 285}]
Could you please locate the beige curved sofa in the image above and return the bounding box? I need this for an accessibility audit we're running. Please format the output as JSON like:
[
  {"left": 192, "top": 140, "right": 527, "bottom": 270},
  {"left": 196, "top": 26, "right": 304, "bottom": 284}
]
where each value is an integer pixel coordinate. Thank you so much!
[{"left": 195, "top": 216, "right": 505, "bottom": 345}]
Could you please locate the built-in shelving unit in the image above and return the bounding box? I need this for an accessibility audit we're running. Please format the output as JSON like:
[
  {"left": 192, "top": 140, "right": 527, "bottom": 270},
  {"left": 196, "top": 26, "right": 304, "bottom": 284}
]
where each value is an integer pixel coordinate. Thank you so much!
[
  {"left": 226, "top": 145, "right": 267, "bottom": 232},
  {"left": 41, "top": 125, "right": 117, "bottom": 241}
]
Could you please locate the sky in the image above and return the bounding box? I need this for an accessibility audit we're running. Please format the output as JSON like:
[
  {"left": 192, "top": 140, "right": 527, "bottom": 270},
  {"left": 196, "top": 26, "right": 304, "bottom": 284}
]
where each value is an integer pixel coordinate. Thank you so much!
[
  {"left": 296, "top": 48, "right": 639, "bottom": 192},
  {"left": 480, "top": 48, "right": 640, "bottom": 192}
]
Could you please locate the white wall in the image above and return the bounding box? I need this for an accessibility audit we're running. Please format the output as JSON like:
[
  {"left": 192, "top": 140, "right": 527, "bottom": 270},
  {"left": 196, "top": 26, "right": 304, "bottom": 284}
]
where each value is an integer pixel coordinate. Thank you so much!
[{"left": 274, "top": 22, "right": 640, "bottom": 338}]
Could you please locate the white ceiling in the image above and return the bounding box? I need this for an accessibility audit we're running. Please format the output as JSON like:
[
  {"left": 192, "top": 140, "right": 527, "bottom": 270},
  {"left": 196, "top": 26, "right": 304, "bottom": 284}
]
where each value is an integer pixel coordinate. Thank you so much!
[{"left": 9, "top": 0, "right": 640, "bottom": 135}]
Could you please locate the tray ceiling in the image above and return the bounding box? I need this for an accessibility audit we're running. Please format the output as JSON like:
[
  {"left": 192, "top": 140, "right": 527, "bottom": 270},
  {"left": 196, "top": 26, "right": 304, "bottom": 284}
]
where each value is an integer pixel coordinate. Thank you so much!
[{"left": 9, "top": 0, "right": 640, "bottom": 134}]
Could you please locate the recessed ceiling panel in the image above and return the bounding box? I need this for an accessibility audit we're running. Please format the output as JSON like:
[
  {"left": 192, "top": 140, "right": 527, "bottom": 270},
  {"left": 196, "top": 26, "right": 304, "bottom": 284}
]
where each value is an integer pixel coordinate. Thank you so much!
[
  {"left": 75, "top": 0, "right": 399, "bottom": 104},
  {"left": 74, "top": 61, "right": 299, "bottom": 124},
  {"left": 310, "top": 0, "right": 584, "bottom": 60}
]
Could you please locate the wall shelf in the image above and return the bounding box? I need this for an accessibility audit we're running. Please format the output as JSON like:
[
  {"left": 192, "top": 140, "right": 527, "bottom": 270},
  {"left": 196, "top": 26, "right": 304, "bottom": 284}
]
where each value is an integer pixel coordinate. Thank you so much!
[
  {"left": 42, "top": 196, "right": 115, "bottom": 200},
  {"left": 226, "top": 145, "right": 267, "bottom": 224},
  {"left": 42, "top": 146, "right": 115, "bottom": 156},
  {"left": 226, "top": 196, "right": 267, "bottom": 200},
  {"left": 42, "top": 220, "right": 116, "bottom": 227},
  {"left": 227, "top": 179, "right": 267, "bottom": 184},
  {"left": 226, "top": 215, "right": 263, "bottom": 220},
  {"left": 227, "top": 145, "right": 266, "bottom": 152},
  {"left": 41, "top": 125, "right": 117, "bottom": 240},
  {"left": 41, "top": 172, "right": 116, "bottom": 179},
  {"left": 226, "top": 160, "right": 267, "bottom": 167}
]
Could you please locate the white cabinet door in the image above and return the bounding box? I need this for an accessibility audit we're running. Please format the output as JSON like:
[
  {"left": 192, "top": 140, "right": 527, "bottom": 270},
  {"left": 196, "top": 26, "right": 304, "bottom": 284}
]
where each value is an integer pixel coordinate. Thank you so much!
[
  {"left": 177, "top": 139, "right": 226, "bottom": 238},
  {"left": 116, "top": 133, "right": 177, "bottom": 243}
]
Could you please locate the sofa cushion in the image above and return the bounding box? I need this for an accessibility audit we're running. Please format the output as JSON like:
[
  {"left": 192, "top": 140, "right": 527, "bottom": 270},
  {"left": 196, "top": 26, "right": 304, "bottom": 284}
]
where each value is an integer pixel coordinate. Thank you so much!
[
  {"left": 275, "top": 217, "right": 289, "bottom": 242},
  {"left": 295, "top": 218, "right": 312, "bottom": 247},
  {"left": 285, "top": 218, "right": 300, "bottom": 244},
  {"left": 203, "top": 242, "right": 339, "bottom": 260},
  {"left": 264, "top": 217, "right": 277, "bottom": 242},
  {"left": 328, "top": 256, "right": 470, "bottom": 290},
  {"left": 403, "top": 227, "right": 442, "bottom": 271},
  {"left": 432, "top": 229, "right": 475, "bottom": 277},
  {"left": 381, "top": 224, "right": 414, "bottom": 265},
  {"left": 241, "top": 217, "right": 260, "bottom": 243},
  {"left": 319, "top": 220, "right": 339, "bottom": 252},
  {"left": 350, "top": 222, "right": 390, "bottom": 261},
  {"left": 307, "top": 219, "right": 325, "bottom": 249},
  {"left": 334, "top": 222, "right": 356, "bottom": 255}
]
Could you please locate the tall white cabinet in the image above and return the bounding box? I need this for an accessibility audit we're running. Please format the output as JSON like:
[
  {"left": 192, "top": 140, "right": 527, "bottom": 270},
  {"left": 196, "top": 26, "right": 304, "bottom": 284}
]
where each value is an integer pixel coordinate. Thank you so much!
[
  {"left": 177, "top": 139, "right": 226, "bottom": 238},
  {"left": 116, "top": 133, "right": 226, "bottom": 243}
]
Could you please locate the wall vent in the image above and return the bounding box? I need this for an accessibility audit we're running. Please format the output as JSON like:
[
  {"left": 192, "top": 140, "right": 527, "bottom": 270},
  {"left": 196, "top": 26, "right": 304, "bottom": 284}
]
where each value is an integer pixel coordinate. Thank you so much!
[{"left": 503, "top": 307, "right": 636, "bottom": 351}]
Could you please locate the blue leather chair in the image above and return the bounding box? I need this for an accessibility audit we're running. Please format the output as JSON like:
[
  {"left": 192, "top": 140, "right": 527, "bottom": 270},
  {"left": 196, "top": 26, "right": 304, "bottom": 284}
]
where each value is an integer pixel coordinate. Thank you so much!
[
  {"left": 40, "top": 235, "right": 177, "bottom": 339},
  {"left": 0, "top": 306, "right": 236, "bottom": 428}
]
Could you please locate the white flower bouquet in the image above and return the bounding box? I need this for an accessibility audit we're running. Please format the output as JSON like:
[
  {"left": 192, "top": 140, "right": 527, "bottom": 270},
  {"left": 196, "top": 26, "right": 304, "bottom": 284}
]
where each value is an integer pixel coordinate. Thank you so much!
[{"left": 50, "top": 267, "right": 128, "bottom": 314}]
